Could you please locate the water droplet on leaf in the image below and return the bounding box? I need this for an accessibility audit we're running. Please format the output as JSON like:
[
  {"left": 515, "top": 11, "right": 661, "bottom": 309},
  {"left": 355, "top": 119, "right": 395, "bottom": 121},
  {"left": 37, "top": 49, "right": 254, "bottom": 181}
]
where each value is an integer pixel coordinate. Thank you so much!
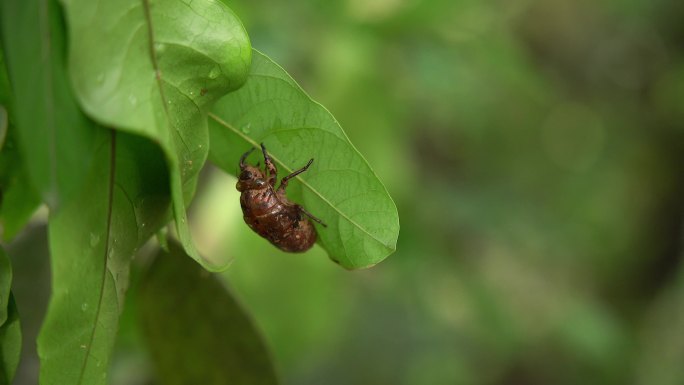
[
  {"left": 154, "top": 42, "right": 166, "bottom": 54},
  {"left": 90, "top": 233, "right": 100, "bottom": 247},
  {"left": 208, "top": 66, "right": 221, "bottom": 79}
]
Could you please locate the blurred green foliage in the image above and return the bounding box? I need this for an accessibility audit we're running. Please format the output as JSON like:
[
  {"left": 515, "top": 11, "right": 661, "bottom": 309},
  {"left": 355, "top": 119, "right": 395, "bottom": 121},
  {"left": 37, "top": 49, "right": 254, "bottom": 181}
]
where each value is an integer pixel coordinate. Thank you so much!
[
  {"left": 7, "top": 0, "right": 684, "bottom": 384},
  {"left": 210, "top": 0, "right": 684, "bottom": 384}
]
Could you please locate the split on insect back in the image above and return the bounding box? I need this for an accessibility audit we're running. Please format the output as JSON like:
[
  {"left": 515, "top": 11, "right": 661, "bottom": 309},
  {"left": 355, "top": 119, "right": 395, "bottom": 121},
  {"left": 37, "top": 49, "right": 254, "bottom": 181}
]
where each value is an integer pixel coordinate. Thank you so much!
[{"left": 236, "top": 143, "right": 326, "bottom": 253}]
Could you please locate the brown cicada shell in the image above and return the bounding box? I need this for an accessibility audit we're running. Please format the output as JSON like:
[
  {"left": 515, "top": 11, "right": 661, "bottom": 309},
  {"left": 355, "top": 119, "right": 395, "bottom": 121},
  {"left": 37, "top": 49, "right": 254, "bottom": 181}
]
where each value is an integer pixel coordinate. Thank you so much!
[{"left": 236, "top": 143, "right": 326, "bottom": 252}]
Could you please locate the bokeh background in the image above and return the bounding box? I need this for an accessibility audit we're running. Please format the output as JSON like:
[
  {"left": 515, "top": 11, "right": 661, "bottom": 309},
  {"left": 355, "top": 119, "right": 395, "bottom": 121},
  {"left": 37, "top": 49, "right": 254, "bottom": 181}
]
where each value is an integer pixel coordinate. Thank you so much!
[{"left": 8, "top": 0, "right": 684, "bottom": 384}]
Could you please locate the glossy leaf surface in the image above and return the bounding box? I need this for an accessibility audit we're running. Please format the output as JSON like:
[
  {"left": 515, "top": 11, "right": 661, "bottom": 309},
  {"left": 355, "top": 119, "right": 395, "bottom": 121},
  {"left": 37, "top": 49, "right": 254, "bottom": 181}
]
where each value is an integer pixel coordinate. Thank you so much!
[
  {"left": 209, "top": 50, "right": 399, "bottom": 269},
  {"left": 40, "top": 131, "right": 170, "bottom": 385},
  {"left": 60, "top": 0, "right": 251, "bottom": 270}
]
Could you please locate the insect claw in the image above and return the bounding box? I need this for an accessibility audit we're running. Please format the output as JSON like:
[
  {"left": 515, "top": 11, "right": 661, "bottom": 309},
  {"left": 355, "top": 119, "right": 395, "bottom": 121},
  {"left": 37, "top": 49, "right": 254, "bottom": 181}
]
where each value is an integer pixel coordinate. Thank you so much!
[
  {"left": 260, "top": 142, "right": 278, "bottom": 183},
  {"left": 299, "top": 206, "right": 326, "bottom": 227},
  {"left": 240, "top": 147, "right": 256, "bottom": 168}
]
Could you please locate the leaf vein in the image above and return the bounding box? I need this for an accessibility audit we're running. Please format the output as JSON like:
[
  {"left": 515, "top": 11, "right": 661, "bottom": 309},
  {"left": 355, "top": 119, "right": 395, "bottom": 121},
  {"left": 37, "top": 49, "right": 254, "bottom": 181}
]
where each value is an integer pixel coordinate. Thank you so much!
[
  {"left": 208, "top": 113, "right": 393, "bottom": 253},
  {"left": 76, "top": 130, "right": 116, "bottom": 384}
]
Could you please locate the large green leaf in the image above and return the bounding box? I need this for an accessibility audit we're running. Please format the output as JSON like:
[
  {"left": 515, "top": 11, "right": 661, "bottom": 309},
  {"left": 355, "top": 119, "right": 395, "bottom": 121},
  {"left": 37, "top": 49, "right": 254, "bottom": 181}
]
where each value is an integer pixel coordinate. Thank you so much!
[
  {"left": 39, "top": 131, "right": 171, "bottom": 385},
  {"left": 208, "top": 50, "right": 399, "bottom": 269},
  {"left": 0, "top": 49, "right": 41, "bottom": 241},
  {"left": 0, "top": 113, "right": 40, "bottom": 245},
  {"left": 0, "top": 293, "right": 21, "bottom": 384},
  {"left": 0, "top": 126, "right": 41, "bottom": 242},
  {"left": 0, "top": 0, "right": 97, "bottom": 210},
  {"left": 139, "top": 240, "right": 279, "bottom": 385},
  {"left": 60, "top": 0, "right": 251, "bottom": 270}
]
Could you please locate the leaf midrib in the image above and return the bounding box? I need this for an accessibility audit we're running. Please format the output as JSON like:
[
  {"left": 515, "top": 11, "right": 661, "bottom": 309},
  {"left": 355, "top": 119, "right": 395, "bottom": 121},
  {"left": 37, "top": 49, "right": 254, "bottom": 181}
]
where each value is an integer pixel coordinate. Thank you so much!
[
  {"left": 141, "top": 0, "right": 173, "bottom": 123},
  {"left": 76, "top": 130, "right": 117, "bottom": 384},
  {"left": 208, "top": 112, "right": 394, "bottom": 254}
]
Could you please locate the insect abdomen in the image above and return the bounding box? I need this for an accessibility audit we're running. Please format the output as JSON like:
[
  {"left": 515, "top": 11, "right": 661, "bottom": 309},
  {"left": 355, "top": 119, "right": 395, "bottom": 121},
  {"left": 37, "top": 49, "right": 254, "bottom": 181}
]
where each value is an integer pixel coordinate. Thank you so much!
[
  {"left": 236, "top": 144, "right": 324, "bottom": 253},
  {"left": 242, "top": 197, "right": 316, "bottom": 252}
]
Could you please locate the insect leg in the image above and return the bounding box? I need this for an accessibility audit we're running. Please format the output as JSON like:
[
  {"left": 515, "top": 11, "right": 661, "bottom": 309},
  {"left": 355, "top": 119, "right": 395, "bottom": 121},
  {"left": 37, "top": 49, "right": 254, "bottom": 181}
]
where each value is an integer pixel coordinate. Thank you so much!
[
  {"left": 297, "top": 205, "right": 327, "bottom": 227},
  {"left": 261, "top": 143, "right": 278, "bottom": 186},
  {"left": 240, "top": 147, "right": 256, "bottom": 168},
  {"left": 278, "top": 159, "right": 313, "bottom": 191}
]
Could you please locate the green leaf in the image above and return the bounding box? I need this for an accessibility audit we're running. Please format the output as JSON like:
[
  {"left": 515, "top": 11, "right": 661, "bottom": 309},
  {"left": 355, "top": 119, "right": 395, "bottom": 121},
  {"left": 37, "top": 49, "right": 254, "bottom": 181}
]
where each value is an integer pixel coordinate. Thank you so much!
[
  {"left": 208, "top": 50, "right": 399, "bottom": 269},
  {"left": 0, "top": 45, "right": 11, "bottom": 151},
  {"left": 0, "top": 0, "right": 98, "bottom": 210},
  {"left": 0, "top": 126, "right": 42, "bottom": 242},
  {"left": 60, "top": 0, "right": 251, "bottom": 270},
  {"left": 0, "top": 105, "right": 6, "bottom": 151},
  {"left": 0, "top": 247, "right": 10, "bottom": 326},
  {"left": 0, "top": 244, "right": 19, "bottom": 384},
  {"left": 0, "top": 46, "right": 41, "bottom": 241},
  {"left": 0, "top": 47, "right": 11, "bottom": 108},
  {"left": 39, "top": 130, "right": 171, "bottom": 385},
  {"left": 0, "top": 293, "right": 21, "bottom": 384},
  {"left": 0, "top": 158, "right": 40, "bottom": 241},
  {"left": 0, "top": 41, "right": 12, "bottom": 152},
  {"left": 139, "top": 240, "right": 279, "bottom": 385}
]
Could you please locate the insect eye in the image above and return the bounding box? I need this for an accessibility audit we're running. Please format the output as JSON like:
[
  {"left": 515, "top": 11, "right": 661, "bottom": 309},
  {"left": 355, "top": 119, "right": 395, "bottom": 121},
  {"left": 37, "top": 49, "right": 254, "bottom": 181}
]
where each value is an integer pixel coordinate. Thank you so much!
[{"left": 239, "top": 170, "right": 252, "bottom": 180}]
